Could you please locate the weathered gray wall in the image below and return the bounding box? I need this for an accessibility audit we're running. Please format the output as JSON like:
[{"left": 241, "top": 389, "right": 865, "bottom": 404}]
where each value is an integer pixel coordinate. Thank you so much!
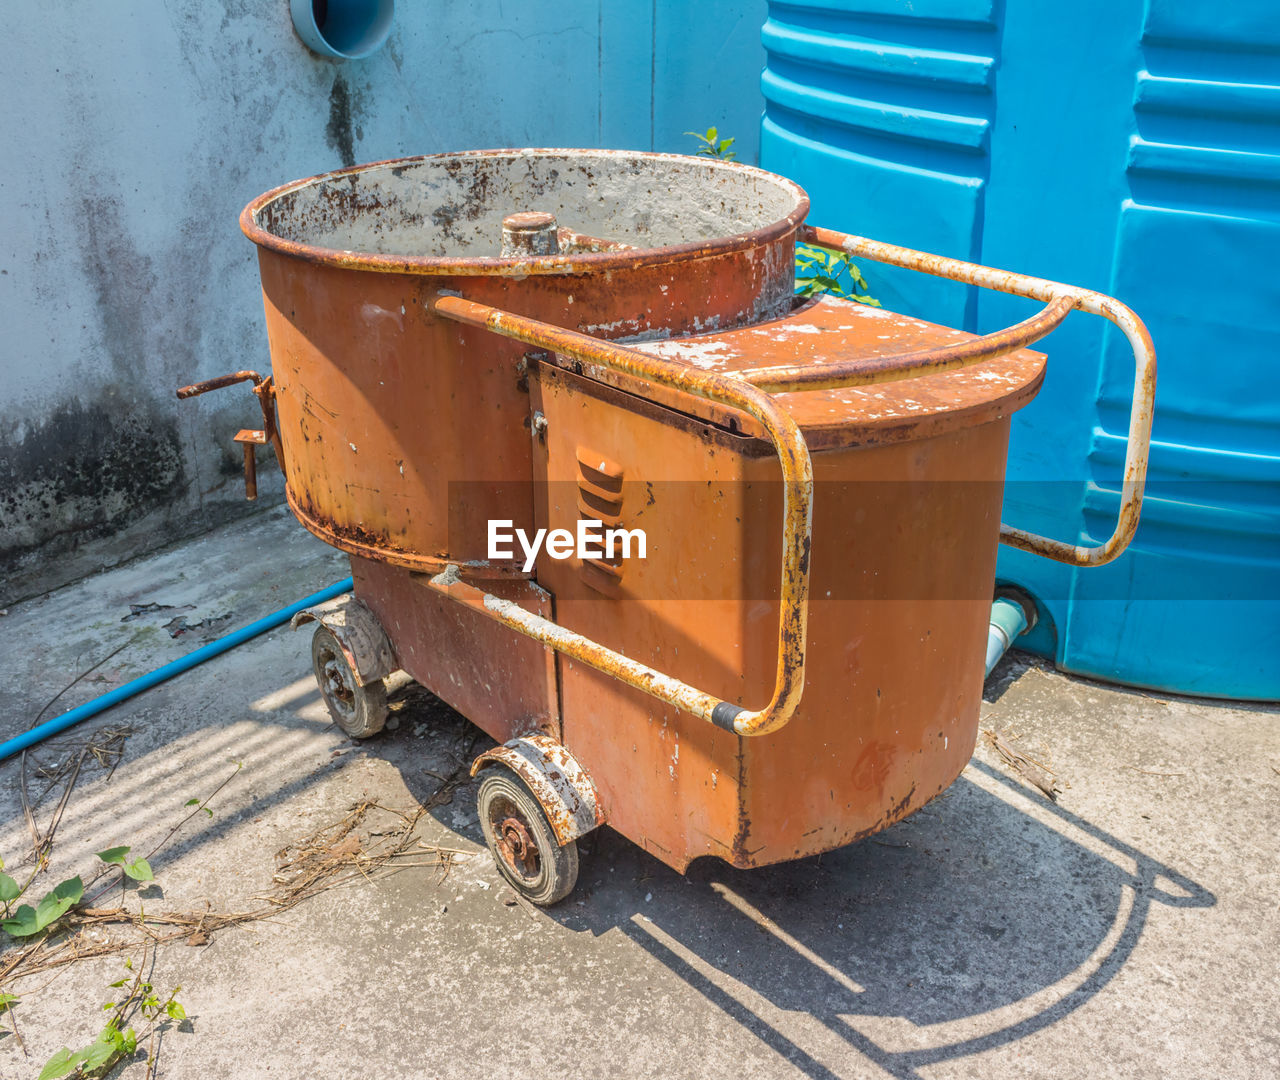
[{"left": 0, "top": 0, "right": 766, "bottom": 604}]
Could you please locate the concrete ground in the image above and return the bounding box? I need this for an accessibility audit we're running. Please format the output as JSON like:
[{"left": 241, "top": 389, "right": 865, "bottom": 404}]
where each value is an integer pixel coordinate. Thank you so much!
[{"left": 1, "top": 505, "right": 1276, "bottom": 1079}]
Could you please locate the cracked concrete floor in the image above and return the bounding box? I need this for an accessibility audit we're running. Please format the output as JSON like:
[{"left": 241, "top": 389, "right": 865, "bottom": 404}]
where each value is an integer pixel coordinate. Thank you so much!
[{"left": 1, "top": 505, "right": 1277, "bottom": 1079}]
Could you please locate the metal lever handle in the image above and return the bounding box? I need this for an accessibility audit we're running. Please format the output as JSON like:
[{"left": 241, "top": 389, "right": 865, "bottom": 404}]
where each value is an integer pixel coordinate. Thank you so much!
[
  {"left": 427, "top": 292, "right": 813, "bottom": 739},
  {"left": 174, "top": 370, "right": 285, "bottom": 499},
  {"left": 176, "top": 370, "right": 264, "bottom": 399},
  {"left": 800, "top": 225, "right": 1157, "bottom": 567}
]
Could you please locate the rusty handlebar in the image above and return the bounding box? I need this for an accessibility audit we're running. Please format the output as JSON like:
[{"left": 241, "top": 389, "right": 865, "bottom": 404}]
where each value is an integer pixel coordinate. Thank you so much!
[
  {"left": 425, "top": 293, "right": 813, "bottom": 738},
  {"left": 798, "top": 225, "right": 1156, "bottom": 567},
  {"left": 416, "top": 228, "right": 1156, "bottom": 738}
]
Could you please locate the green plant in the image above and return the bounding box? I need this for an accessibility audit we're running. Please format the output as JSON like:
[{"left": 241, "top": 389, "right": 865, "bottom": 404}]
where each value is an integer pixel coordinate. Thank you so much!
[
  {"left": 1, "top": 875, "right": 83, "bottom": 938},
  {"left": 94, "top": 847, "right": 154, "bottom": 884},
  {"left": 795, "top": 242, "right": 881, "bottom": 307},
  {"left": 39, "top": 1022, "right": 137, "bottom": 1080},
  {"left": 1, "top": 841, "right": 155, "bottom": 940},
  {"left": 38, "top": 959, "right": 187, "bottom": 1080},
  {"left": 0, "top": 856, "right": 21, "bottom": 908},
  {"left": 685, "top": 126, "right": 737, "bottom": 160},
  {"left": 682, "top": 126, "right": 880, "bottom": 305},
  {"left": 3, "top": 772, "right": 234, "bottom": 1075},
  {"left": 183, "top": 797, "right": 214, "bottom": 819}
]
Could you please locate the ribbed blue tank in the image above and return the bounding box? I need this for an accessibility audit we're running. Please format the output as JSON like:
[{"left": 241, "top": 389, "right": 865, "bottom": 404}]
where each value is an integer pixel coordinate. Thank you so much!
[{"left": 761, "top": 0, "right": 1279, "bottom": 699}]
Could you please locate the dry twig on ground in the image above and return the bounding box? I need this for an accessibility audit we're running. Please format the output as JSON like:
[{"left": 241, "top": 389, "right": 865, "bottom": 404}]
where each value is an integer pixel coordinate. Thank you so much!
[
  {"left": 983, "top": 729, "right": 1065, "bottom": 801},
  {"left": 1, "top": 777, "right": 472, "bottom": 987}
]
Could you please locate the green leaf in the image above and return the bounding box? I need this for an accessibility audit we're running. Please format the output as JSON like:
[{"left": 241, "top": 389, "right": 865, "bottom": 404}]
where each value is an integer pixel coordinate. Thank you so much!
[
  {"left": 166, "top": 1000, "right": 187, "bottom": 1021},
  {"left": 99, "top": 845, "right": 153, "bottom": 881},
  {"left": 122, "top": 1028, "right": 137, "bottom": 1055},
  {"left": 184, "top": 798, "right": 199, "bottom": 807},
  {"left": 108, "top": 979, "right": 128, "bottom": 988},
  {"left": 122, "top": 857, "right": 153, "bottom": 883},
  {"left": 705, "top": 127, "right": 716, "bottom": 141},
  {"left": 38, "top": 1048, "right": 83, "bottom": 1080},
  {"left": 52, "top": 877, "right": 84, "bottom": 904},
  {"left": 0, "top": 992, "right": 17, "bottom": 1010},
  {"left": 0, "top": 873, "right": 19, "bottom": 903},
  {"left": 1, "top": 885, "right": 78, "bottom": 937},
  {"left": 32, "top": 877, "right": 83, "bottom": 932},
  {"left": 203, "top": 808, "right": 213, "bottom": 818},
  {"left": 78, "top": 1029, "right": 123, "bottom": 1072},
  {"left": 2, "top": 904, "right": 40, "bottom": 937}
]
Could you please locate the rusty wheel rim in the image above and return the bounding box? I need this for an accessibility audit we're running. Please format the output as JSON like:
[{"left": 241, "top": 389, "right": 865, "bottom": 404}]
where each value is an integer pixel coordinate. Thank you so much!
[
  {"left": 317, "top": 645, "right": 356, "bottom": 719},
  {"left": 488, "top": 798, "right": 541, "bottom": 882}
]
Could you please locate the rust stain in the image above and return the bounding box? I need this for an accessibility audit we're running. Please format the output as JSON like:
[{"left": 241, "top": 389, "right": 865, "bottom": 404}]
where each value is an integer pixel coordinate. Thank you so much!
[{"left": 470, "top": 734, "right": 605, "bottom": 846}]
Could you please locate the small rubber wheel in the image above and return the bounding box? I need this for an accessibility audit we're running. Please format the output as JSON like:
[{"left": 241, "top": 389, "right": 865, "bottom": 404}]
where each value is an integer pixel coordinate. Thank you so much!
[
  {"left": 477, "top": 769, "right": 579, "bottom": 906},
  {"left": 310, "top": 624, "right": 387, "bottom": 738}
]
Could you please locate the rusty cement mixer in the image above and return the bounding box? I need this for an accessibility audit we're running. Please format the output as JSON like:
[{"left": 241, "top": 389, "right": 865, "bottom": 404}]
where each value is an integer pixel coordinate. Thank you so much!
[{"left": 178, "top": 150, "right": 1155, "bottom": 904}]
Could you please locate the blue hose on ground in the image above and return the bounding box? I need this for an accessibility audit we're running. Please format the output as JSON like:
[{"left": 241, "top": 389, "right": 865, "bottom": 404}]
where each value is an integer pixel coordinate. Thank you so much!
[{"left": 0, "top": 577, "right": 354, "bottom": 764}]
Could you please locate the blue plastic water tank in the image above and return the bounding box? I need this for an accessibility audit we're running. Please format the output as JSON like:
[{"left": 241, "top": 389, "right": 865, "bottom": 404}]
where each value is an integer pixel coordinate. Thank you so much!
[{"left": 761, "top": 0, "right": 1279, "bottom": 700}]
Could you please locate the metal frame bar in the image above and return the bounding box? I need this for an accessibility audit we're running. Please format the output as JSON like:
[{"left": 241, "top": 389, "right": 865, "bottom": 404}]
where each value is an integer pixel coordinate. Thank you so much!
[
  {"left": 743, "top": 296, "right": 1074, "bottom": 391},
  {"left": 423, "top": 227, "right": 1156, "bottom": 735},
  {"left": 426, "top": 294, "right": 814, "bottom": 738},
  {"left": 801, "top": 225, "right": 1157, "bottom": 566}
]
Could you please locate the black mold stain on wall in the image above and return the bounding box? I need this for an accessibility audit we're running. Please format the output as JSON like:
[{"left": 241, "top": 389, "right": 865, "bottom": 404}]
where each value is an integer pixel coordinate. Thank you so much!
[
  {"left": 326, "top": 74, "right": 358, "bottom": 167},
  {"left": 0, "top": 395, "right": 187, "bottom": 588}
]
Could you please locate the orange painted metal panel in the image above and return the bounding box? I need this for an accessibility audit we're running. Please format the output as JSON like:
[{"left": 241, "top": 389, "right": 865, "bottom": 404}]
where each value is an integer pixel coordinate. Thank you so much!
[
  {"left": 351, "top": 556, "right": 558, "bottom": 745},
  {"left": 530, "top": 321, "right": 1040, "bottom": 869}
]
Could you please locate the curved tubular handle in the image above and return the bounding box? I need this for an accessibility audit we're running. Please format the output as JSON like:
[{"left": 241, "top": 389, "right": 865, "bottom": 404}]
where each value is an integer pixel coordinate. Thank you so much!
[
  {"left": 427, "top": 292, "right": 814, "bottom": 738},
  {"left": 801, "top": 224, "right": 1157, "bottom": 567},
  {"left": 744, "top": 294, "right": 1074, "bottom": 392}
]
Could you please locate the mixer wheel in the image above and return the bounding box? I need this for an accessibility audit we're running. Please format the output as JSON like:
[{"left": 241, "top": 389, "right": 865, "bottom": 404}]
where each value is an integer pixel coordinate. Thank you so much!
[
  {"left": 477, "top": 768, "right": 578, "bottom": 905},
  {"left": 310, "top": 624, "right": 387, "bottom": 738}
]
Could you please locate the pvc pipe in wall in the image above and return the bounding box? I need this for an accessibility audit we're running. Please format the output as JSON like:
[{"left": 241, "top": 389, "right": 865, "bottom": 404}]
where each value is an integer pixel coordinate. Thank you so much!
[{"left": 291, "top": 0, "right": 395, "bottom": 60}]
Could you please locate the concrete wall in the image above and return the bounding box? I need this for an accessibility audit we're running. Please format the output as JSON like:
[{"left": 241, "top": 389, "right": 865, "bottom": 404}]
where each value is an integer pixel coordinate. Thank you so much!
[{"left": 0, "top": 0, "right": 766, "bottom": 605}]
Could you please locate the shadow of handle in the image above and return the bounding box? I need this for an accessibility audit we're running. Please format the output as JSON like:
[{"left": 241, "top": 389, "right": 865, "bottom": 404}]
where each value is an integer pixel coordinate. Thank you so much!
[{"left": 1146, "top": 869, "right": 1216, "bottom": 909}]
